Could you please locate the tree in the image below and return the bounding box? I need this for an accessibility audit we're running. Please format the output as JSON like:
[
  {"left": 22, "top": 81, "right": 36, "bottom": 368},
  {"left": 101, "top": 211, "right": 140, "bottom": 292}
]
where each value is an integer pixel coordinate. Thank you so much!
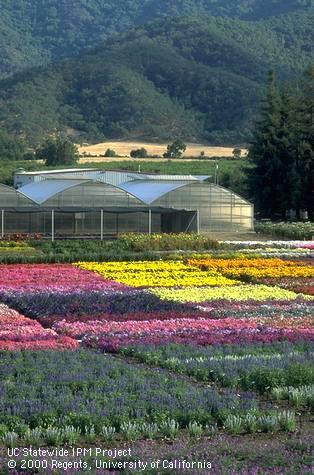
[
  {"left": 104, "top": 148, "right": 117, "bottom": 157},
  {"left": 130, "top": 148, "right": 148, "bottom": 158},
  {"left": 163, "top": 140, "right": 186, "bottom": 159},
  {"left": 232, "top": 148, "right": 242, "bottom": 159},
  {"left": 0, "top": 130, "right": 25, "bottom": 161},
  {"left": 297, "top": 66, "right": 314, "bottom": 219},
  {"left": 36, "top": 136, "right": 79, "bottom": 166},
  {"left": 248, "top": 71, "right": 287, "bottom": 218}
]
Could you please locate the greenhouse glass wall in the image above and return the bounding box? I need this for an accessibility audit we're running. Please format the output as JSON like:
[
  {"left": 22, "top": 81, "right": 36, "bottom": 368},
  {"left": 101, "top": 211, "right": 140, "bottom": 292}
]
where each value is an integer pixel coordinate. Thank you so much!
[{"left": 0, "top": 169, "right": 254, "bottom": 238}]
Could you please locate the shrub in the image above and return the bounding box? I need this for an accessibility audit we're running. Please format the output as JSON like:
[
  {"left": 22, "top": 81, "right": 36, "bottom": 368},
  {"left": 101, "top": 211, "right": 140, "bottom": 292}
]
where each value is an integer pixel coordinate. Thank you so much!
[
  {"left": 224, "top": 415, "right": 243, "bottom": 435},
  {"left": 1, "top": 432, "right": 19, "bottom": 448},
  {"left": 101, "top": 425, "right": 116, "bottom": 441},
  {"left": 160, "top": 419, "right": 179, "bottom": 439},
  {"left": 188, "top": 421, "right": 203, "bottom": 438},
  {"left": 120, "top": 421, "right": 140, "bottom": 441},
  {"left": 44, "top": 426, "right": 63, "bottom": 446},
  {"left": 130, "top": 148, "right": 148, "bottom": 158},
  {"left": 139, "top": 422, "right": 159, "bottom": 440},
  {"left": 62, "top": 426, "right": 81, "bottom": 445},
  {"left": 24, "top": 428, "right": 42, "bottom": 447},
  {"left": 104, "top": 148, "right": 117, "bottom": 157}
]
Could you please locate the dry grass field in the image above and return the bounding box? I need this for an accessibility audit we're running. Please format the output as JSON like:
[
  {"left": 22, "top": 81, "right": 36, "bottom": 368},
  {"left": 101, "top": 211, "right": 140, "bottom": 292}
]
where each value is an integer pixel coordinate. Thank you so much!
[{"left": 78, "top": 141, "right": 248, "bottom": 161}]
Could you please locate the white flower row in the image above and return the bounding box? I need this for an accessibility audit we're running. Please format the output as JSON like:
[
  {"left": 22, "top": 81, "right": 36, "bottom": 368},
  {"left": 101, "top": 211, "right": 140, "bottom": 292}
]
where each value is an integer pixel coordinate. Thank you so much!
[{"left": 220, "top": 240, "right": 314, "bottom": 249}]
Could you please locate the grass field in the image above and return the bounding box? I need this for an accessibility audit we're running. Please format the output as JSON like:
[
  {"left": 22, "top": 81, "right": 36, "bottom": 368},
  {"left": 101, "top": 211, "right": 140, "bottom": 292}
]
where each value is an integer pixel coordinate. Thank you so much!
[{"left": 78, "top": 141, "right": 248, "bottom": 159}]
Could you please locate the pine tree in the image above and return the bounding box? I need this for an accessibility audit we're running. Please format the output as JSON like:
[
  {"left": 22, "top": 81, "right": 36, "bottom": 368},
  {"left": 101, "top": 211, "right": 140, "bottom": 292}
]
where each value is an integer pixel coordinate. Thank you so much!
[
  {"left": 277, "top": 86, "right": 302, "bottom": 217},
  {"left": 248, "top": 71, "right": 286, "bottom": 218},
  {"left": 297, "top": 66, "right": 314, "bottom": 220}
]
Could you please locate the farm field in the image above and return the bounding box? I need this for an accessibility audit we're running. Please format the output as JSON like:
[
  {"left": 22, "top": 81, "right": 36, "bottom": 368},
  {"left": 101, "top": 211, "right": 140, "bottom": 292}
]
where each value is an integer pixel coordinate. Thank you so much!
[
  {"left": 0, "top": 242, "right": 313, "bottom": 473},
  {"left": 77, "top": 141, "right": 248, "bottom": 159}
]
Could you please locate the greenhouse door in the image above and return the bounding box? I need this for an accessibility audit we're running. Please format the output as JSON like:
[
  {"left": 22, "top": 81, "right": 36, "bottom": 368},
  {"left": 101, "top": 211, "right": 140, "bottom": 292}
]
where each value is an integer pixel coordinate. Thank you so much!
[{"left": 161, "top": 211, "right": 197, "bottom": 233}]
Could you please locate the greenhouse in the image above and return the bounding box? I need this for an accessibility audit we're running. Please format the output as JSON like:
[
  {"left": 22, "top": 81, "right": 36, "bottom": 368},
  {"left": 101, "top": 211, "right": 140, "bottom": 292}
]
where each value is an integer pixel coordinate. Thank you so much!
[{"left": 0, "top": 169, "right": 254, "bottom": 238}]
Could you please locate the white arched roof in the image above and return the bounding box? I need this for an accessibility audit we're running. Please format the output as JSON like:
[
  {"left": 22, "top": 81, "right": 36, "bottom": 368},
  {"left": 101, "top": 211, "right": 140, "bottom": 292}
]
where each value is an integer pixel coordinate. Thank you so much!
[{"left": 15, "top": 178, "right": 204, "bottom": 206}]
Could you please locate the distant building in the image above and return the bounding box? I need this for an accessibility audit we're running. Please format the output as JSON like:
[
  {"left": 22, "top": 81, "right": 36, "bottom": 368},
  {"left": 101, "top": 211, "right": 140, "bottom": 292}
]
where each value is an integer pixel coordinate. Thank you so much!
[{"left": 0, "top": 169, "right": 253, "bottom": 238}]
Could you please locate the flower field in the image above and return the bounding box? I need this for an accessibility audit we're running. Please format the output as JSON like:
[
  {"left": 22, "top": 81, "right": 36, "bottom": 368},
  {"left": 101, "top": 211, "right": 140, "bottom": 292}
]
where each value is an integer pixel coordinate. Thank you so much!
[
  {"left": 0, "top": 259, "right": 313, "bottom": 350},
  {"left": 0, "top": 250, "right": 313, "bottom": 473}
]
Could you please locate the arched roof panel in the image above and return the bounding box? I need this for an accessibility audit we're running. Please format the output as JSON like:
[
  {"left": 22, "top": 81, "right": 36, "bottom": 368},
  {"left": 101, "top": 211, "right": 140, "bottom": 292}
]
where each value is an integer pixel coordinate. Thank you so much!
[
  {"left": 0, "top": 184, "right": 37, "bottom": 207},
  {"left": 118, "top": 180, "right": 196, "bottom": 205},
  {"left": 17, "top": 179, "right": 88, "bottom": 204}
]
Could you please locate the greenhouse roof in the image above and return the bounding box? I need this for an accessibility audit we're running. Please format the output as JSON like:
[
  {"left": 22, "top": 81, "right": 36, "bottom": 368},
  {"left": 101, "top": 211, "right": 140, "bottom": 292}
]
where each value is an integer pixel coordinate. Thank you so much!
[
  {"left": 13, "top": 170, "right": 210, "bottom": 206},
  {"left": 18, "top": 179, "right": 86, "bottom": 204},
  {"left": 119, "top": 180, "right": 195, "bottom": 204}
]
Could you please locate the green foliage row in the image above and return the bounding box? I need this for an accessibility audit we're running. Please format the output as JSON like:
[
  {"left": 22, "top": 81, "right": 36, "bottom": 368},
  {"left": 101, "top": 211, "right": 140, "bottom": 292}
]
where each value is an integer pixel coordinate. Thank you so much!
[
  {"left": 272, "top": 385, "right": 314, "bottom": 410},
  {"left": 121, "top": 343, "right": 314, "bottom": 395},
  {"left": 255, "top": 222, "right": 314, "bottom": 239},
  {"left": 117, "top": 233, "right": 220, "bottom": 251},
  {"left": 0, "top": 235, "right": 222, "bottom": 264}
]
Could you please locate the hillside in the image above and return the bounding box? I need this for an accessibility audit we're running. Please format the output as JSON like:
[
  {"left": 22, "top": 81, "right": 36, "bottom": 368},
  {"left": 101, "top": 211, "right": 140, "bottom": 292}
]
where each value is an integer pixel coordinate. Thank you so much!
[
  {"left": 0, "top": 0, "right": 312, "bottom": 78},
  {"left": 0, "top": 13, "right": 312, "bottom": 145}
]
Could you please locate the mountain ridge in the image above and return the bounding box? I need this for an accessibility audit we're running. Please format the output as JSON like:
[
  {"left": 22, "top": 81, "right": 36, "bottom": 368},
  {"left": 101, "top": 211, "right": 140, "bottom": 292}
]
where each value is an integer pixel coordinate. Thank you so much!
[
  {"left": 0, "top": 0, "right": 312, "bottom": 78},
  {"left": 0, "top": 9, "right": 312, "bottom": 144}
]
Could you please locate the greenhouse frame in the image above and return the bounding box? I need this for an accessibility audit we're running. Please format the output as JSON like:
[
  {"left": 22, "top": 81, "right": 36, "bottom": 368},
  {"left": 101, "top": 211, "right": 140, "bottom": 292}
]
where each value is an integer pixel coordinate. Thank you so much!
[{"left": 0, "top": 169, "right": 254, "bottom": 239}]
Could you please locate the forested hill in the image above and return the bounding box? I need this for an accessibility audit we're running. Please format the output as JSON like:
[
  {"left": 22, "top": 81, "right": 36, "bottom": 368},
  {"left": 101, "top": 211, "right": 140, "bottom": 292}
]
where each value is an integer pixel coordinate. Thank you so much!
[
  {"left": 0, "top": 12, "right": 312, "bottom": 145},
  {"left": 0, "top": 0, "right": 312, "bottom": 77}
]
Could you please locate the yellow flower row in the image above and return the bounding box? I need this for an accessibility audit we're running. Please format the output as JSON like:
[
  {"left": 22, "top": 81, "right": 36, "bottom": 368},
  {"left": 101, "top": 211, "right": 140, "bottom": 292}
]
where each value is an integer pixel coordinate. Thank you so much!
[
  {"left": 151, "top": 284, "right": 313, "bottom": 303},
  {"left": 75, "top": 261, "right": 238, "bottom": 288},
  {"left": 188, "top": 258, "right": 314, "bottom": 279}
]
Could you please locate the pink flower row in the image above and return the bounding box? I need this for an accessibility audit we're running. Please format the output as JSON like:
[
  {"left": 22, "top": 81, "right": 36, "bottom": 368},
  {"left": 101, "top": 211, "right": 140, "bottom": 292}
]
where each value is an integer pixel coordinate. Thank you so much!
[
  {"left": 53, "top": 316, "right": 314, "bottom": 339},
  {"left": 0, "top": 264, "right": 128, "bottom": 292},
  {"left": 41, "top": 311, "right": 207, "bottom": 326},
  {"left": 0, "top": 303, "right": 78, "bottom": 350}
]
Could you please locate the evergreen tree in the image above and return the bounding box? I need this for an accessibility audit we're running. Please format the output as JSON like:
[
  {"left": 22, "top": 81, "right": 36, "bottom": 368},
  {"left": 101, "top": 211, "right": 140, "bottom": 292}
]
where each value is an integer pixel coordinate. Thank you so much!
[
  {"left": 277, "top": 86, "right": 302, "bottom": 216},
  {"left": 297, "top": 66, "right": 314, "bottom": 219},
  {"left": 248, "top": 71, "right": 286, "bottom": 218}
]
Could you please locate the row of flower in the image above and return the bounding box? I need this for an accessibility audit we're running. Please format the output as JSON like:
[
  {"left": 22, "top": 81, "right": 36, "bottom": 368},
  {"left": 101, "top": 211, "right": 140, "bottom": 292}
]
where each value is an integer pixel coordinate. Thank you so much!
[
  {"left": 193, "top": 300, "right": 314, "bottom": 319},
  {"left": 240, "top": 248, "right": 313, "bottom": 258},
  {"left": 187, "top": 258, "right": 314, "bottom": 279},
  {"left": 120, "top": 341, "right": 314, "bottom": 395},
  {"left": 53, "top": 316, "right": 313, "bottom": 339},
  {"left": 75, "top": 260, "right": 238, "bottom": 287},
  {"left": 0, "top": 264, "right": 129, "bottom": 292},
  {"left": 82, "top": 327, "right": 314, "bottom": 353},
  {"left": 0, "top": 304, "right": 78, "bottom": 350},
  {"left": 221, "top": 240, "right": 314, "bottom": 249},
  {"left": 34, "top": 300, "right": 312, "bottom": 325},
  {"left": 256, "top": 278, "right": 314, "bottom": 296},
  {"left": 151, "top": 284, "right": 312, "bottom": 303}
]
